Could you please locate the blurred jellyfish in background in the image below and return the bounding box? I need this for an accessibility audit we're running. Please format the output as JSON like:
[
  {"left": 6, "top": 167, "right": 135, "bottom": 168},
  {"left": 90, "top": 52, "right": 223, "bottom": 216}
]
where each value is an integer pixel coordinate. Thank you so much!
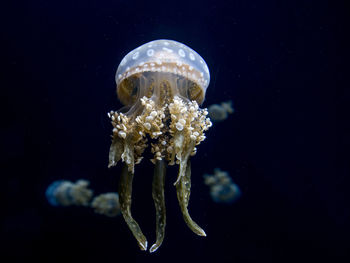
[
  {"left": 45, "top": 179, "right": 93, "bottom": 207},
  {"left": 208, "top": 100, "right": 234, "bottom": 122},
  {"left": 203, "top": 168, "right": 241, "bottom": 204},
  {"left": 91, "top": 192, "right": 121, "bottom": 217},
  {"left": 46, "top": 179, "right": 122, "bottom": 217}
]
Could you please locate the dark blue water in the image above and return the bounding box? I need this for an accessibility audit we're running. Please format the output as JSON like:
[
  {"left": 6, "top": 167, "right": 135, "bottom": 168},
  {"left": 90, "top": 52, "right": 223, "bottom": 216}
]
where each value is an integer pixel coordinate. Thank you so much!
[{"left": 1, "top": 0, "right": 346, "bottom": 262}]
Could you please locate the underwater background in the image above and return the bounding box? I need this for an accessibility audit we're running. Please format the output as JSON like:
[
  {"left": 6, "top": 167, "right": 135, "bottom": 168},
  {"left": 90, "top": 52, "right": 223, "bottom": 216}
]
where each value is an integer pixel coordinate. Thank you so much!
[{"left": 1, "top": 0, "right": 345, "bottom": 262}]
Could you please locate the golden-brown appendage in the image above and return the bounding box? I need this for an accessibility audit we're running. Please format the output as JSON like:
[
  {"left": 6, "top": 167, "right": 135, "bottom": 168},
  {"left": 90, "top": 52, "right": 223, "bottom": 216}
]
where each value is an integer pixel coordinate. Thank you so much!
[
  {"left": 150, "top": 160, "right": 167, "bottom": 253},
  {"left": 118, "top": 164, "right": 148, "bottom": 251},
  {"left": 176, "top": 160, "right": 206, "bottom": 237},
  {"left": 109, "top": 95, "right": 211, "bottom": 251},
  {"left": 117, "top": 77, "right": 137, "bottom": 106},
  {"left": 188, "top": 83, "right": 204, "bottom": 104}
]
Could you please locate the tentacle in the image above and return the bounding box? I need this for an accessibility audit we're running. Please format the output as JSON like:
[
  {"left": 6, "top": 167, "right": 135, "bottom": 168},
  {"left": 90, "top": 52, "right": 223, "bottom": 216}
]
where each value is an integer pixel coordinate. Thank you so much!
[
  {"left": 176, "top": 159, "right": 206, "bottom": 236},
  {"left": 150, "top": 160, "right": 167, "bottom": 253},
  {"left": 118, "top": 164, "right": 148, "bottom": 251}
]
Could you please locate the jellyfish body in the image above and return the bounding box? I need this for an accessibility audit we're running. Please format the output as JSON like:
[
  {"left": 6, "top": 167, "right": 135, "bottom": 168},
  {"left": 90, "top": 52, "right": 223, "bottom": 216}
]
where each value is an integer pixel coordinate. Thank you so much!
[
  {"left": 204, "top": 169, "right": 241, "bottom": 204},
  {"left": 91, "top": 192, "right": 121, "bottom": 217},
  {"left": 46, "top": 179, "right": 122, "bottom": 217},
  {"left": 210, "top": 183, "right": 241, "bottom": 203},
  {"left": 208, "top": 100, "right": 234, "bottom": 122},
  {"left": 108, "top": 40, "right": 212, "bottom": 252},
  {"left": 45, "top": 179, "right": 93, "bottom": 207}
]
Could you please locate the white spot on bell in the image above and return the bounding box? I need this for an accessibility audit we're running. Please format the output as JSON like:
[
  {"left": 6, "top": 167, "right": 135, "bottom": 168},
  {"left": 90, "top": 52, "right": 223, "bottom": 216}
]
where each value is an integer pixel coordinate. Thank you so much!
[
  {"left": 132, "top": 52, "right": 139, "bottom": 60},
  {"left": 162, "top": 47, "right": 173, "bottom": 53},
  {"left": 147, "top": 49, "right": 154, "bottom": 56},
  {"left": 178, "top": 49, "right": 185, "bottom": 57},
  {"left": 189, "top": 53, "right": 195, "bottom": 61}
]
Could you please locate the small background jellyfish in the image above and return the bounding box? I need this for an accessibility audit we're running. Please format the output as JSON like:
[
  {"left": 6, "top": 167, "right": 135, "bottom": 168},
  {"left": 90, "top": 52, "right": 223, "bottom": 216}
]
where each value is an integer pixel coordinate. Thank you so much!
[
  {"left": 91, "top": 192, "right": 121, "bottom": 217},
  {"left": 203, "top": 168, "right": 241, "bottom": 204},
  {"left": 208, "top": 100, "right": 234, "bottom": 122},
  {"left": 45, "top": 179, "right": 93, "bottom": 207},
  {"left": 46, "top": 180, "right": 121, "bottom": 218}
]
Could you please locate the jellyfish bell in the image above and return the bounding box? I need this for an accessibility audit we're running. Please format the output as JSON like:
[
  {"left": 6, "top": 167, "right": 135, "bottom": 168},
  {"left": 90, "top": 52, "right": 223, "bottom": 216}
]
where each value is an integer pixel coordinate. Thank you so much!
[
  {"left": 208, "top": 104, "right": 228, "bottom": 122},
  {"left": 208, "top": 100, "right": 234, "bottom": 122},
  {"left": 115, "top": 39, "right": 210, "bottom": 108},
  {"left": 108, "top": 40, "right": 212, "bottom": 252}
]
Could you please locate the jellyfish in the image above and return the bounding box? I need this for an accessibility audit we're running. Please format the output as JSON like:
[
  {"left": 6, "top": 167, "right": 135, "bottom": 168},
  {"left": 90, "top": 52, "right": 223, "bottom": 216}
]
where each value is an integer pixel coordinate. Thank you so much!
[
  {"left": 46, "top": 178, "right": 121, "bottom": 217},
  {"left": 91, "top": 192, "right": 121, "bottom": 217},
  {"left": 203, "top": 168, "right": 241, "bottom": 204},
  {"left": 208, "top": 100, "right": 234, "bottom": 122},
  {"left": 45, "top": 179, "right": 93, "bottom": 207},
  {"left": 108, "top": 39, "right": 212, "bottom": 252}
]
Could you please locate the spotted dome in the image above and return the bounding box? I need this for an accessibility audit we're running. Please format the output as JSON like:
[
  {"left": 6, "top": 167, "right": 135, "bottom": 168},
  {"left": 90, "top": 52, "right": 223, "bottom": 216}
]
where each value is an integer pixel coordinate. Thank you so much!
[{"left": 115, "top": 40, "right": 210, "bottom": 94}]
